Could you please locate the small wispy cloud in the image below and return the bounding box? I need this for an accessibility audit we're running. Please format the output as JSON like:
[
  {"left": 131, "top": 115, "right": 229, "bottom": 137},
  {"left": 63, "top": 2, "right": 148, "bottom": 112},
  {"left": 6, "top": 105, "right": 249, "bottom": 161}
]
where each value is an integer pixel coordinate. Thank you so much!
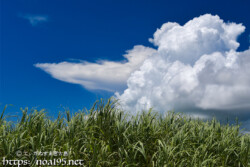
[{"left": 19, "top": 14, "right": 48, "bottom": 26}]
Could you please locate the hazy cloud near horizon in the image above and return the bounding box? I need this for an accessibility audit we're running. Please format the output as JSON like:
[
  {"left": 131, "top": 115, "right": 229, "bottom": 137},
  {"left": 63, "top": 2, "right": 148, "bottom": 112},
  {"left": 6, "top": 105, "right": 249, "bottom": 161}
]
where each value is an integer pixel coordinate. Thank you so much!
[{"left": 35, "top": 14, "right": 250, "bottom": 129}]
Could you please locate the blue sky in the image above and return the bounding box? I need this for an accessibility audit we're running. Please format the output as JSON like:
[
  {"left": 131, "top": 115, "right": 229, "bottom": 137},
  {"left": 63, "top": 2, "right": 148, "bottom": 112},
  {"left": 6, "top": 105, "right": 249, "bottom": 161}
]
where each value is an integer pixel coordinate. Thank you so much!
[{"left": 1, "top": 0, "right": 250, "bottom": 122}]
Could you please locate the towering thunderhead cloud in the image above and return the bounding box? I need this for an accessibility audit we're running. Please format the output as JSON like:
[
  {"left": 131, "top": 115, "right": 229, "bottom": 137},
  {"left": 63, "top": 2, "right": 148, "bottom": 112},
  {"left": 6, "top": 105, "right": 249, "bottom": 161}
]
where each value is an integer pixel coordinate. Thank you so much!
[{"left": 36, "top": 14, "right": 250, "bottom": 128}]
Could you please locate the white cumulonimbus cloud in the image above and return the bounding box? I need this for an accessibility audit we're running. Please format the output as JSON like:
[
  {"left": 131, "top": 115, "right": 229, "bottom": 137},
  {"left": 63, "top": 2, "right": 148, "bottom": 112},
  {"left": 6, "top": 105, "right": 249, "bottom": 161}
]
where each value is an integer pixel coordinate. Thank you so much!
[
  {"left": 35, "top": 14, "right": 250, "bottom": 121},
  {"left": 116, "top": 14, "right": 250, "bottom": 117}
]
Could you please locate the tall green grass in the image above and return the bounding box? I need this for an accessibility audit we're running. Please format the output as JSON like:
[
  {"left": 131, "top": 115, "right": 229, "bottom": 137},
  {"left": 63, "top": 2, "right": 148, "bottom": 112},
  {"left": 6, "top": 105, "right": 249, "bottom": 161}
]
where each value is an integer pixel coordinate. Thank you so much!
[{"left": 0, "top": 99, "right": 249, "bottom": 166}]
